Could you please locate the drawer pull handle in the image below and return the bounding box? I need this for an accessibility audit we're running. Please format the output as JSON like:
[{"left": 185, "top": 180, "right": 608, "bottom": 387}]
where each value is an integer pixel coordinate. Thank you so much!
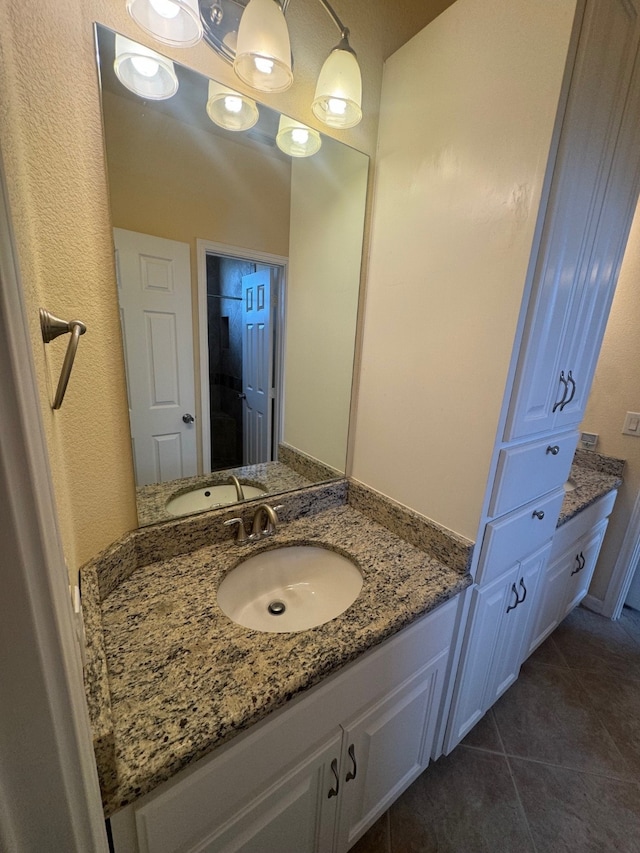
[
  {"left": 328, "top": 758, "right": 340, "bottom": 798},
  {"left": 532, "top": 510, "right": 545, "bottom": 520},
  {"left": 346, "top": 744, "right": 357, "bottom": 782},
  {"left": 507, "top": 583, "right": 520, "bottom": 613},
  {"left": 560, "top": 370, "right": 576, "bottom": 411},
  {"left": 552, "top": 370, "right": 568, "bottom": 412},
  {"left": 546, "top": 445, "right": 560, "bottom": 455},
  {"left": 571, "top": 552, "right": 586, "bottom": 576},
  {"left": 518, "top": 578, "right": 527, "bottom": 604}
]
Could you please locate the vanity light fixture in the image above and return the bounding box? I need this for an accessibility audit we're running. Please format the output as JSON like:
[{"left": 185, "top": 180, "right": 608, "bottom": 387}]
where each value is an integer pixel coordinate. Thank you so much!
[
  {"left": 311, "top": 29, "right": 362, "bottom": 129},
  {"left": 198, "top": 0, "right": 363, "bottom": 128},
  {"left": 233, "top": 0, "right": 293, "bottom": 93},
  {"left": 114, "top": 34, "right": 179, "bottom": 99},
  {"left": 127, "top": 0, "right": 203, "bottom": 46},
  {"left": 276, "top": 115, "right": 322, "bottom": 157},
  {"left": 206, "top": 80, "right": 259, "bottom": 130}
]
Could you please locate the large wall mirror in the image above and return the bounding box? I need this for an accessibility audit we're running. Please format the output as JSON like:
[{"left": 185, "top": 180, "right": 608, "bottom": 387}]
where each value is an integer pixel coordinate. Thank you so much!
[{"left": 95, "top": 25, "right": 369, "bottom": 527}]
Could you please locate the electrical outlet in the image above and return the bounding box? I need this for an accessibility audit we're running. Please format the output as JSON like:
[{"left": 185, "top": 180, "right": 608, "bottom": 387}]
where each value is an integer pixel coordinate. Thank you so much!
[
  {"left": 580, "top": 432, "right": 598, "bottom": 450},
  {"left": 623, "top": 412, "right": 640, "bottom": 436}
]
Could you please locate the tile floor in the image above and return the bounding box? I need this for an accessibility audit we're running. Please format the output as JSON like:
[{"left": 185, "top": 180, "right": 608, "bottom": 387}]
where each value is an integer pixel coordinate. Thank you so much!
[{"left": 352, "top": 605, "right": 640, "bottom": 853}]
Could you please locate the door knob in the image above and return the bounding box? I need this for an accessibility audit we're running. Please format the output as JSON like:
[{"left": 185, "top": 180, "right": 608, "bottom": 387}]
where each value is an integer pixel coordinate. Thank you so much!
[{"left": 182, "top": 413, "right": 195, "bottom": 424}]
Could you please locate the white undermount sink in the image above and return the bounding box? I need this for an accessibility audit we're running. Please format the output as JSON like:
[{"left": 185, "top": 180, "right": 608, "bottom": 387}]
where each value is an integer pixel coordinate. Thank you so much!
[
  {"left": 217, "top": 545, "right": 363, "bottom": 633},
  {"left": 563, "top": 478, "right": 577, "bottom": 493},
  {"left": 166, "top": 484, "right": 266, "bottom": 517}
]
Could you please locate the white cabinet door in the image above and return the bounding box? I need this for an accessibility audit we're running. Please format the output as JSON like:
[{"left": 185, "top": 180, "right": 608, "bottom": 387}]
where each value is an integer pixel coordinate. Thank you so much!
[
  {"left": 561, "top": 518, "right": 609, "bottom": 618},
  {"left": 483, "top": 543, "right": 549, "bottom": 708},
  {"left": 526, "top": 548, "right": 569, "bottom": 658},
  {"left": 195, "top": 732, "right": 342, "bottom": 853},
  {"left": 505, "top": 0, "right": 640, "bottom": 441},
  {"left": 335, "top": 653, "right": 448, "bottom": 853},
  {"left": 444, "top": 569, "right": 519, "bottom": 749},
  {"left": 526, "top": 515, "right": 610, "bottom": 659}
]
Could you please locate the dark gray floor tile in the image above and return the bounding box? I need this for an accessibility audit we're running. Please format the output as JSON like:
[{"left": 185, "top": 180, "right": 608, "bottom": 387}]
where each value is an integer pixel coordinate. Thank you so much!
[
  {"left": 573, "top": 667, "right": 640, "bottom": 781},
  {"left": 620, "top": 605, "right": 640, "bottom": 646},
  {"left": 492, "top": 659, "right": 633, "bottom": 780},
  {"left": 510, "top": 757, "right": 640, "bottom": 853},
  {"left": 552, "top": 607, "right": 640, "bottom": 680},
  {"left": 350, "top": 814, "right": 389, "bottom": 853},
  {"left": 461, "top": 709, "right": 503, "bottom": 752},
  {"left": 388, "top": 746, "right": 534, "bottom": 853},
  {"left": 528, "top": 632, "right": 569, "bottom": 667}
]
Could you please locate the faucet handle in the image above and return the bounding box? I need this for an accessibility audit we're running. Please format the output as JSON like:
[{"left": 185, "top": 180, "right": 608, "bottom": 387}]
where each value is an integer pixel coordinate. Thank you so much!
[{"left": 224, "top": 517, "right": 249, "bottom": 544}]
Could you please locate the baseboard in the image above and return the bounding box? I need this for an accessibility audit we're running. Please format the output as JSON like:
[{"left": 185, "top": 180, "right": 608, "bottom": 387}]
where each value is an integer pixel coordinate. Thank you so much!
[{"left": 581, "top": 594, "right": 604, "bottom": 615}]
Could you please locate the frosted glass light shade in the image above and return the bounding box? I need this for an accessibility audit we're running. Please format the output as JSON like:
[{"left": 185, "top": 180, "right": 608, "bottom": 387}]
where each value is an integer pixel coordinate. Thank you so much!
[
  {"left": 276, "top": 116, "right": 322, "bottom": 157},
  {"left": 234, "top": 0, "right": 293, "bottom": 93},
  {"left": 114, "top": 35, "right": 179, "bottom": 100},
  {"left": 312, "top": 47, "right": 362, "bottom": 129},
  {"left": 127, "top": 0, "right": 203, "bottom": 47},
  {"left": 206, "top": 80, "right": 259, "bottom": 131}
]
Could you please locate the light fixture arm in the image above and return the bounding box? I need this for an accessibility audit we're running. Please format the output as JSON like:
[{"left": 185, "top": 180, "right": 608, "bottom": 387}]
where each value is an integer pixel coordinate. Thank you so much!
[{"left": 317, "top": 0, "right": 352, "bottom": 48}]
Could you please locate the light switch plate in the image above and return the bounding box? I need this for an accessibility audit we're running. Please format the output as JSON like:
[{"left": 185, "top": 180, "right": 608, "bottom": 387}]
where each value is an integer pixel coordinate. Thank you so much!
[
  {"left": 580, "top": 431, "right": 598, "bottom": 450},
  {"left": 622, "top": 412, "right": 640, "bottom": 436}
]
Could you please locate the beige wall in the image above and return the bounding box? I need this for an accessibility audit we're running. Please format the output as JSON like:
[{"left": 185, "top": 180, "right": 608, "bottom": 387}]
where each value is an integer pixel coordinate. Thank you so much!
[
  {"left": 582, "top": 202, "right": 640, "bottom": 602},
  {"left": 103, "top": 92, "right": 292, "bottom": 257},
  {"left": 285, "top": 143, "right": 368, "bottom": 470},
  {"left": 352, "top": 0, "right": 576, "bottom": 540},
  {"left": 0, "top": 0, "right": 452, "bottom": 576}
]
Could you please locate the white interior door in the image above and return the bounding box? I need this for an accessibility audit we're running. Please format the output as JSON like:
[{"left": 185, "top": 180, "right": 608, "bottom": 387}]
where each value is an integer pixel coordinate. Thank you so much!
[
  {"left": 114, "top": 228, "right": 197, "bottom": 486},
  {"left": 242, "top": 269, "right": 273, "bottom": 465}
]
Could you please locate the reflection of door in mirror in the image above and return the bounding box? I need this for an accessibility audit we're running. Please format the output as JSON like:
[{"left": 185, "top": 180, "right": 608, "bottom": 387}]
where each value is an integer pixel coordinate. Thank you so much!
[
  {"left": 204, "top": 254, "right": 283, "bottom": 473},
  {"left": 115, "top": 228, "right": 197, "bottom": 486},
  {"left": 116, "top": 235, "right": 285, "bottom": 486},
  {"left": 242, "top": 267, "right": 274, "bottom": 466}
]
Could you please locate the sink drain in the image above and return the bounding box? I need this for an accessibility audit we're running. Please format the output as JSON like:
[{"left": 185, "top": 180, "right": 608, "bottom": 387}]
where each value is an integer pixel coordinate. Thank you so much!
[{"left": 267, "top": 600, "right": 286, "bottom": 616}]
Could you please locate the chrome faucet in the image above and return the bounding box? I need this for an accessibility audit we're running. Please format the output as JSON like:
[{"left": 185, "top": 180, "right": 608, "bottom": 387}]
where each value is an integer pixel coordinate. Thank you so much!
[{"left": 228, "top": 474, "right": 245, "bottom": 502}]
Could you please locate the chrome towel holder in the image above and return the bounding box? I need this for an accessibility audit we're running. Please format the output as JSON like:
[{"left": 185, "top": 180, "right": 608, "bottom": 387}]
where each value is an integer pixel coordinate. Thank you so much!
[{"left": 39, "top": 308, "right": 87, "bottom": 409}]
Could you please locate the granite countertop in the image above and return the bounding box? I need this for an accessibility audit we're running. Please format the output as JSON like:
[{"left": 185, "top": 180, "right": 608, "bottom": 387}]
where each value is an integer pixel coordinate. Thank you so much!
[
  {"left": 98, "top": 502, "right": 472, "bottom": 815},
  {"left": 136, "top": 461, "right": 315, "bottom": 527},
  {"left": 558, "top": 454, "right": 624, "bottom": 526}
]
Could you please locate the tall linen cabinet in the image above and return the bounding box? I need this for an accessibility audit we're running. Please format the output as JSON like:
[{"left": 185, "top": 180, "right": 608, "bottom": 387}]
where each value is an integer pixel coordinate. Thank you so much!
[{"left": 354, "top": 0, "right": 640, "bottom": 752}]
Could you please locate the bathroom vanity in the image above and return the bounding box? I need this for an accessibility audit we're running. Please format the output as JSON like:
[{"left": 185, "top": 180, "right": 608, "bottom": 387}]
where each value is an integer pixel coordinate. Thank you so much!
[
  {"left": 108, "top": 599, "right": 460, "bottom": 853},
  {"left": 81, "top": 459, "right": 621, "bottom": 853},
  {"left": 81, "top": 480, "right": 473, "bottom": 852}
]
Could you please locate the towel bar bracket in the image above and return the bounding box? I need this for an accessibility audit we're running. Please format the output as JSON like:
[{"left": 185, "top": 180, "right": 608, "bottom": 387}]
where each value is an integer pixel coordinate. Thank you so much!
[{"left": 39, "top": 308, "right": 87, "bottom": 409}]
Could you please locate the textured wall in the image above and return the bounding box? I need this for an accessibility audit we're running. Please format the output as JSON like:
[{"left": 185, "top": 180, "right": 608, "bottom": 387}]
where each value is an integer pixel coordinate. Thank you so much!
[
  {"left": 0, "top": 0, "right": 453, "bottom": 576},
  {"left": 582, "top": 202, "right": 640, "bottom": 603}
]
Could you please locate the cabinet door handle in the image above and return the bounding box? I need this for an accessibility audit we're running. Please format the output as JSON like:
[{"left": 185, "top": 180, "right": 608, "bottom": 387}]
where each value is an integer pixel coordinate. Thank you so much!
[
  {"left": 579, "top": 551, "right": 586, "bottom": 570},
  {"left": 346, "top": 744, "right": 357, "bottom": 782},
  {"left": 546, "top": 445, "right": 560, "bottom": 455},
  {"left": 506, "top": 583, "right": 519, "bottom": 613},
  {"left": 328, "top": 758, "right": 340, "bottom": 798},
  {"left": 560, "top": 370, "right": 576, "bottom": 411},
  {"left": 518, "top": 577, "right": 527, "bottom": 604},
  {"left": 571, "top": 554, "right": 582, "bottom": 576},
  {"left": 532, "top": 510, "right": 545, "bottom": 520},
  {"left": 552, "top": 370, "right": 568, "bottom": 412}
]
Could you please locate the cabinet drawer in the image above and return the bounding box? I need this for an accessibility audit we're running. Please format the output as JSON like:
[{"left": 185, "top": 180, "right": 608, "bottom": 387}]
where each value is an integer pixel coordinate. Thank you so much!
[
  {"left": 489, "top": 431, "right": 578, "bottom": 518},
  {"left": 549, "top": 489, "right": 617, "bottom": 562},
  {"left": 477, "top": 488, "right": 565, "bottom": 585}
]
